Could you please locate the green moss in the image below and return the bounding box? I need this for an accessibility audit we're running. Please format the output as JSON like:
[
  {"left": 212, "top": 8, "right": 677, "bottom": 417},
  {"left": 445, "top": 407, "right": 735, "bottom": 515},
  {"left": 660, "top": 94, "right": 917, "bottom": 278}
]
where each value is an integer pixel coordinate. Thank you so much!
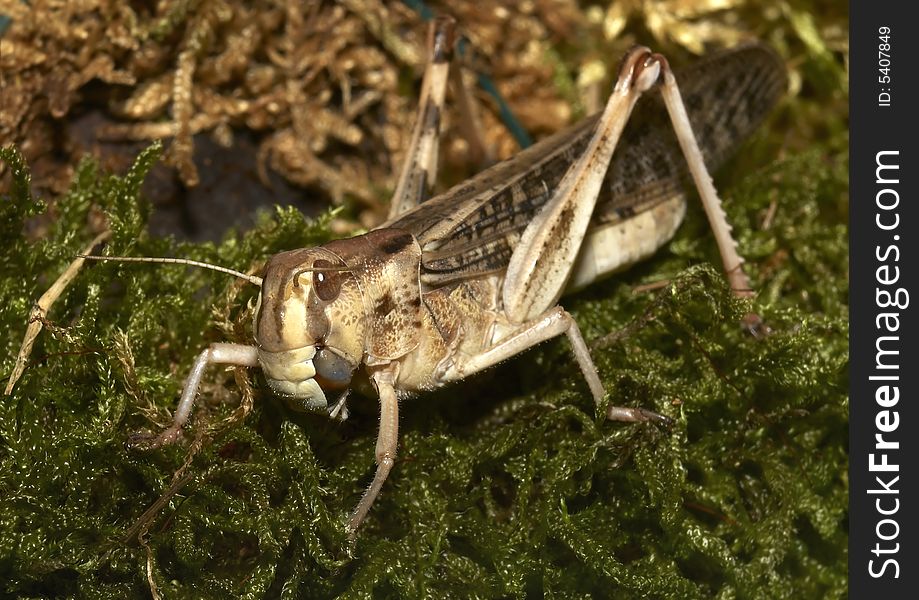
[{"left": 1, "top": 116, "right": 847, "bottom": 599}]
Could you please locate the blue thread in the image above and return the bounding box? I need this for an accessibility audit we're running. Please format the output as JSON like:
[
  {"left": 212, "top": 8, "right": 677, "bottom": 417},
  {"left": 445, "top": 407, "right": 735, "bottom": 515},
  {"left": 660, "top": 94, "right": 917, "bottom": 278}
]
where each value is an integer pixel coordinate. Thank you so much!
[
  {"left": 399, "top": 0, "right": 533, "bottom": 149},
  {"left": 0, "top": 14, "right": 12, "bottom": 38}
]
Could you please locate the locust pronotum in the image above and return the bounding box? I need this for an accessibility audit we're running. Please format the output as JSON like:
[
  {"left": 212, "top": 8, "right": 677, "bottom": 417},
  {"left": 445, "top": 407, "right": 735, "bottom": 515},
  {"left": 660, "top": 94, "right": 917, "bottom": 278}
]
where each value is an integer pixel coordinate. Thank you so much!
[{"left": 8, "top": 17, "right": 786, "bottom": 538}]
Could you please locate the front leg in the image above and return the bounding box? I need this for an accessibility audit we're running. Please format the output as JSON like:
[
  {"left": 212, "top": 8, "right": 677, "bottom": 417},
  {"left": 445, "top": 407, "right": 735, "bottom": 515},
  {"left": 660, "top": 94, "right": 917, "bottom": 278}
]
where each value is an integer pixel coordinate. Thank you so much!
[
  {"left": 130, "top": 343, "right": 259, "bottom": 449},
  {"left": 348, "top": 364, "right": 400, "bottom": 538}
]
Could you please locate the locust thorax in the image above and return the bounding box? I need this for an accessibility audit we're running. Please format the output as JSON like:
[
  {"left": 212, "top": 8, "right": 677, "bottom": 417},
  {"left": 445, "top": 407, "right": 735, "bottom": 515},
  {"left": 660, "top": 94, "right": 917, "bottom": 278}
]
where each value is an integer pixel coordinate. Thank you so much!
[{"left": 253, "top": 247, "right": 365, "bottom": 412}]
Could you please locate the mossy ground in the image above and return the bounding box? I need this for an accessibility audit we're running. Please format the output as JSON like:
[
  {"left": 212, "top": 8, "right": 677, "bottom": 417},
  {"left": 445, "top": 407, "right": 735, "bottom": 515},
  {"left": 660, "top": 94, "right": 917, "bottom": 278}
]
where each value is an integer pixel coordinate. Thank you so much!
[{"left": 1, "top": 2, "right": 847, "bottom": 598}]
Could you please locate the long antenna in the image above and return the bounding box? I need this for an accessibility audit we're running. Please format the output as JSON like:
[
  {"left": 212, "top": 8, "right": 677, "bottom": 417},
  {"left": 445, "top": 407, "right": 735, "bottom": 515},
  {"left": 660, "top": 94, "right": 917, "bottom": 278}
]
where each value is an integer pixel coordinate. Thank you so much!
[{"left": 77, "top": 255, "right": 264, "bottom": 286}]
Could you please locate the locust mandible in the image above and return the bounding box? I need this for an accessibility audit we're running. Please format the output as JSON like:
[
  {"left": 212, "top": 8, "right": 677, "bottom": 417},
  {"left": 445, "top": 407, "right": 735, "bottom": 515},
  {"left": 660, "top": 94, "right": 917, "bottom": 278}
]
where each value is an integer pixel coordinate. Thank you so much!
[{"left": 9, "top": 18, "right": 786, "bottom": 538}]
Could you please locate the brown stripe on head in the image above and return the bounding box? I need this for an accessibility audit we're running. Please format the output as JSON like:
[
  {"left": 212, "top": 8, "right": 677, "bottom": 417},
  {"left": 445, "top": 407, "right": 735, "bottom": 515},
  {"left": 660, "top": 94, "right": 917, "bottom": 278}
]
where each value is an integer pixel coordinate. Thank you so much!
[{"left": 254, "top": 248, "right": 339, "bottom": 352}]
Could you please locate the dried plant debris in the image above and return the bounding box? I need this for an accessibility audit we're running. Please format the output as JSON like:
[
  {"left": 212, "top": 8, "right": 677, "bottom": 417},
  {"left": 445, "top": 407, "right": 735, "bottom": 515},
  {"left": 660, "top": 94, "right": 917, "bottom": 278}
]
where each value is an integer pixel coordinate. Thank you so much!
[
  {"left": 1, "top": 0, "right": 847, "bottom": 597},
  {"left": 1, "top": 0, "right": 845, "bottom": 236},
  {"left": 1, "top": 0, "right": 576, "bottom": 234}
]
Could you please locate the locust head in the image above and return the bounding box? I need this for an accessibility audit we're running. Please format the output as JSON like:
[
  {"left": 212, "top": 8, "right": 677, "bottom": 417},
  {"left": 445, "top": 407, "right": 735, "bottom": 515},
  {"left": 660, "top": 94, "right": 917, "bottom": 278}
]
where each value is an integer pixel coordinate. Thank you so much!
[
  {"left": 252, "top": 229, "right": 424, "bottom": 413},
  {"left": 253, "top": 248, "right": 365, "bottom": 412}
]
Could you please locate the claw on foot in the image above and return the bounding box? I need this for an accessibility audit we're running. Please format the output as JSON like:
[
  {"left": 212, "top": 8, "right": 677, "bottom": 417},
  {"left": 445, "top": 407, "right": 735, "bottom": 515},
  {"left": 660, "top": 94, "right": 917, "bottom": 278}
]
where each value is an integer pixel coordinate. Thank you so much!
[
  {"left": 741, "top": 312, "right": 772, "bottom": 339},
  {"left": 606, "top": 405, "right": 673, "bottom": 427},
  {"left": 126, "top": 427, "right": 183, "bottom": 451}
]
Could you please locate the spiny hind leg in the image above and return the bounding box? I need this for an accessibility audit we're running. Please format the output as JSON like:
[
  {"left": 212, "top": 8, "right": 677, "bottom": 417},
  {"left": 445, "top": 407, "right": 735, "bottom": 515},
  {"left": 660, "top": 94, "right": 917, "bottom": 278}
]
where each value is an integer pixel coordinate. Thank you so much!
[
  {"left": 653, "top": 56, "right": 754, "bottom": 299},
  {"left": 449, "top": 307, "right": 670, "bottom": 425},
  {"left": 387, "top": 16, "right": 455, "bottom": 219},
  {"left": 502, "top": 47, "right": 666, "bottom": 324},
  {"left": 449, "top": 37, "right": 493, "bottom": 167},
  {"left": 503, "top": 47, "right": 755, "bottom": 326}
]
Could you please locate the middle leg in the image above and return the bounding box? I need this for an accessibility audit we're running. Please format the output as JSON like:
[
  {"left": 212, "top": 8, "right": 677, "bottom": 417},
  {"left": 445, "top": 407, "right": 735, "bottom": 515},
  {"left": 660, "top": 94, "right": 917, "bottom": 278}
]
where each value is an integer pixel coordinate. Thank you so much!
[{"left": 450, "top": 307, "right": 669, "bottom": 424}]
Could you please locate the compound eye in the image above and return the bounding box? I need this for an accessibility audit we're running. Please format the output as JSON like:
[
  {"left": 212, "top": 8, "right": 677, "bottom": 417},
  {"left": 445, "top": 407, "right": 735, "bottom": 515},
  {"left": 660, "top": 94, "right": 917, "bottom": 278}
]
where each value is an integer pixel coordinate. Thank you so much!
[
  {"left": 311, "top": 259, "right": 342, "bottom": 302},
  {"left": 313, "top": 347, "right": 352, "bottom": 391}
]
